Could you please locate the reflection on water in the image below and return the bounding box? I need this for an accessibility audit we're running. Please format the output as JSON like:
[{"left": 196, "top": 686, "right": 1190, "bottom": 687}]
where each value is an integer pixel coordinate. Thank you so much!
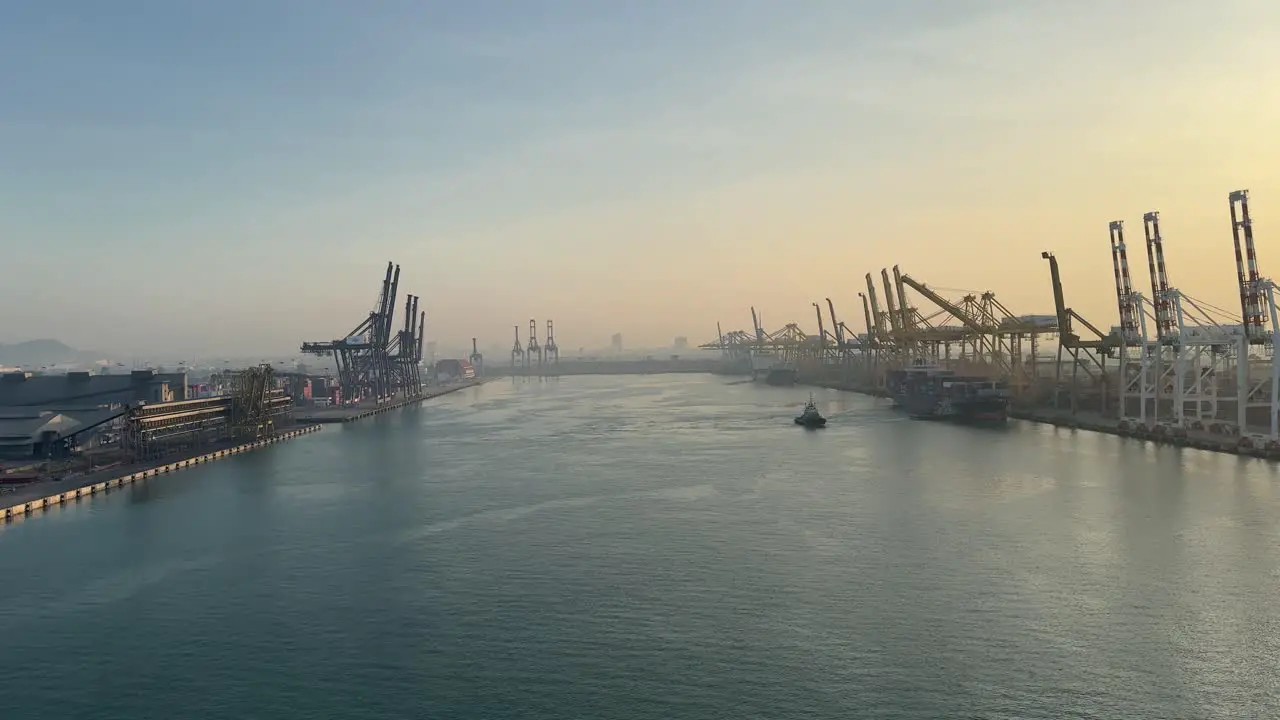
[{"left": 1, "top": 375, "right": 1278, "bottom": 719}]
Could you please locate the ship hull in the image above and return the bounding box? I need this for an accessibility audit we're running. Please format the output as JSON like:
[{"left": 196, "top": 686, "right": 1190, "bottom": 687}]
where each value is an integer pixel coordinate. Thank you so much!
[
  {"left": 898, "top": 373, "right": 1010, "bottom": 426},
  {"left": 764, "top": 368, "right": 797, "bottom": 386},
  {"left": 906, "top": 397, "right": 1009, "bottom": 425},
  {"left": 749, "top": 353, "right": 797, "bottom": 386}
]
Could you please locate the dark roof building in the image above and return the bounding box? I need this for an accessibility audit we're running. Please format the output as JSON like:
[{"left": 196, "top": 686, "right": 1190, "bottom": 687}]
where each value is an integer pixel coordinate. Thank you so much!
[
  {"left": 0, "top": 370, "right": 188, "bottom": 408},
  {"left": 0, "top": 407, "right": 126, "bottom": 459}
]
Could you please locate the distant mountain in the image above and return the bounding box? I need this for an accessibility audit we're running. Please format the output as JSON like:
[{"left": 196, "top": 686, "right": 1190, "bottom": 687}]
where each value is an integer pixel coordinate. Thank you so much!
[{"left": 0, "top": 339, "right": 114, "bottom": 370}]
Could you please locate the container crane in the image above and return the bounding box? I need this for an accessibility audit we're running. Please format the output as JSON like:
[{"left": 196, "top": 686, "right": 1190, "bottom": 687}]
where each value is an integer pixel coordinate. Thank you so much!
[
  {"left": 545, "top": 320, "right": 559, "bottom": 364},
  {"left": 1041, "top": 251, "right": 1114, "bottom": 413},
  {"left": 1228, "top": 190, "right": 1280, "bottom": 442},
  {"left": 510, "top": 325, "right": 524, "bottom": 368},
  {"left": 1109, "top": 220, "right": 1155, "bottom": 425},
  {"left": 469, "top": 338, "right": 484, "bottom": 376},
  {"left": 526, "top": 320, "right": 542, "bottom": 370}
]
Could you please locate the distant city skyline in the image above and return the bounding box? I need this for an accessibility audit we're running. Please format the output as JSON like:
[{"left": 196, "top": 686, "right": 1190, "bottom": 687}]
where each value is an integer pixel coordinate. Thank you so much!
[
  {"left": 3, "top": 1, "right": 1279, "bottom": 356},
  {"left": 0, "top": 335, "right": 716, "bottom": 374}
]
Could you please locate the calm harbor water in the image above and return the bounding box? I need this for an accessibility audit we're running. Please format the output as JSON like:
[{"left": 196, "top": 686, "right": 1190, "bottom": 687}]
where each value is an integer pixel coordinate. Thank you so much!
[{"left": 2, "top": 375, "right": 1279, "bottom": 719}]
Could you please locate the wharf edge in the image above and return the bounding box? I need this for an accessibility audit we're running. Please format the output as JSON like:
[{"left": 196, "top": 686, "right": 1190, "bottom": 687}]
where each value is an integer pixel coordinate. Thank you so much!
[
  {"left": 294, "top": 378, "right": 486, "bottom": 424},
  {"left": 2, "top": 424, "right": 323, "bottom": 521},
  {"left": 810, "top": 380, "right": 1280, "bottom": 461},
  {"left": 2, "top": 379, "right": 490, "bottom": 522}
]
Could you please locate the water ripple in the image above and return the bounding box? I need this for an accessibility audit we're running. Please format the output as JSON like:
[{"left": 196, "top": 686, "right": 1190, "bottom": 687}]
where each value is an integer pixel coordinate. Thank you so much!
[{"left": 1, "top": 375, "right": 1279, "bottom": 719}]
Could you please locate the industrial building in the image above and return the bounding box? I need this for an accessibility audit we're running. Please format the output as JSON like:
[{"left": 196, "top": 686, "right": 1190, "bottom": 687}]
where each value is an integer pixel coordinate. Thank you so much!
[
  {"left": 0, "top": 369, "right": 187, "bottom": 461},
  {"left": 0, "top": 407, "right": 125, "bottom": 459},
  {"left": 0, "top": 369, "right": 188, "bottom": 407},
  {"left": 0, "top": 365, "right": 290, "bottom": 465},
  {"left": 433, "top": 359, "right": 476, "bottom": 384}
]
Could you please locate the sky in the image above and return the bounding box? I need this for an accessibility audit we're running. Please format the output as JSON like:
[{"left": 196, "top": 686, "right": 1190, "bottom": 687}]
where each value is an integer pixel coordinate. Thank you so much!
[{"left": 2, "top": 0, "right": 1280, "bottom": 358}]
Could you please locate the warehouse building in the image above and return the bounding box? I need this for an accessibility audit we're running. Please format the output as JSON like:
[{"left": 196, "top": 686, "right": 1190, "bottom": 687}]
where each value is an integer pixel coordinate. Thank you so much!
[
  {"left": 0, "top": 407, "right": 126, "bottom": 459},
  {"left": 0, "top": 369, "right": 188, "bottom": 408}
]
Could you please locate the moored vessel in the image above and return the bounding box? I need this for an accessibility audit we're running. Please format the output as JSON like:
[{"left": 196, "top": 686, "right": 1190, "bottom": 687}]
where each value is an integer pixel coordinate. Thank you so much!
[
  {"left": 751, "top": 351, "right": 798, "bottom": 386},
  {"left": 885, "top": 362, "right": 953, "bottom": 408},
  {"left": 899, "top": 373, "right": 1010, "bottom": 425}
]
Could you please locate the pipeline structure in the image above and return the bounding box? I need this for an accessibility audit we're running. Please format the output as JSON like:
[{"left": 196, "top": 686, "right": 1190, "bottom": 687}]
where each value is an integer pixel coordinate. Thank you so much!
[
  {"left": 702, "top": 189, "right": 1280, "bottom": 452},
  {"left": 300, "top": 262, "right": 427, "bottom": 403}
]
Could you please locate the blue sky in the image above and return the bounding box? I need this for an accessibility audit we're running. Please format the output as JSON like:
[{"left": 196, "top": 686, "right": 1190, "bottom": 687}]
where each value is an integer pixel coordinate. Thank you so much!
[
  {"left": 2, "top": 0, "right": 960, "bottom": 229},
  {"left": 3, "top": 0, "right": 1279, "bottom": 358}
]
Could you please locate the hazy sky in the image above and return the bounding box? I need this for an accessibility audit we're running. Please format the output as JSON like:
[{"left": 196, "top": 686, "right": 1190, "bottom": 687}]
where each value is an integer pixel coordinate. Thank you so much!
[{"left": 3, "top": 0, "right": 1279, "bottom": 357}]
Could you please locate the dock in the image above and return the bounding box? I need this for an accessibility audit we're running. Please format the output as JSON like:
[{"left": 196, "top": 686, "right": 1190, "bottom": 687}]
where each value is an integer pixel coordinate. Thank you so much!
[
  {"left": 294, "top": 378, "right": 484, "bottom": 424},
  {"left": 811, "top": 379, "right": 1280, "bottom": 460},
  {"left": 2, "top": 424, "right": 323, "bottom": 521},
  {"left": 1005, "top": 407, "right": 1280, "bottom": 458}
]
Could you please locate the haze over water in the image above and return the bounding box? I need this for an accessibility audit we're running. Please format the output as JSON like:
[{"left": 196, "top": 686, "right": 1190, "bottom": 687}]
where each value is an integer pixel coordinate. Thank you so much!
[{"left": 2, "top": 375, "right": 1278, "bottom": 718}]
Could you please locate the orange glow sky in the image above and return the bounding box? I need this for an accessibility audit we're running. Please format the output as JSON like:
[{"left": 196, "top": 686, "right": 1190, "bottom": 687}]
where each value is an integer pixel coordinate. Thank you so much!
[{"left": 3, "top": 0, "right": 1279, "bottom": 355}]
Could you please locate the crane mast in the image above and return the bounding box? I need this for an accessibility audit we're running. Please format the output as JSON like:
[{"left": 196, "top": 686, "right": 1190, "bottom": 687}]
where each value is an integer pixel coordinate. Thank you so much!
[
  {"left": 1230, "top": 189, "right": 1267, "bottom": 339},
  {"left": 1109, "top": 220, "right": 1142, "bottom": 344},
  {"left": 1142, "top": 212, "right": 1175, "bottom": 340},
  {"left": 826, "top": 298, "right": 844, "bottom": 347}
]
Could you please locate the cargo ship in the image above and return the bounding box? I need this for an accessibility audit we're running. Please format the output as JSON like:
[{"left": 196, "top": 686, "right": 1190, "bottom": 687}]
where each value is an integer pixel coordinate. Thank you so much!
[
  {"left": 895, "top": 371, "right": 1010, "bottom": 424},
  {"left": 885, "top": 363, "right": 953, "bottom": 408},
  {"left": 750, "top": 351, "right": 798, "bottom": 387}
]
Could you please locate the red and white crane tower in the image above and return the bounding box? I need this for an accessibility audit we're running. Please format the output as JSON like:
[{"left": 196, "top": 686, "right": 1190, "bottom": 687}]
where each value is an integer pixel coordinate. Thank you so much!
[
  {"left": 1109, "top": 220, "right": 1154, "bottom": 427},
  {"left": 1137, "top": 211, "right": 1244, "bottom": 437},
  {"left": 1228, "top": 190, "right": 1280, "bottom": 443}
]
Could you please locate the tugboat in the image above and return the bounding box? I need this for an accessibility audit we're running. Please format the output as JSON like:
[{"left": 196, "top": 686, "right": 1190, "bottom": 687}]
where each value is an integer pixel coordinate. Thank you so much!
[{"left": 794, "top": 394, "right": 827, "bottom": 428}]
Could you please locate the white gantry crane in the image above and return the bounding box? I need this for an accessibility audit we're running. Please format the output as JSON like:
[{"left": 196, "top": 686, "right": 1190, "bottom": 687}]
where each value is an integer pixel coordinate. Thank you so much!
[
  {"left": 1228, "top": 190, "right": 1280, "bottom": 449},
  {"left": 1109, "top": 220, "right": 1154, "bottom": 430},
  {"left": 1136, "top": 210, "right": 1246, "bottom": 439},
  {"left": 1115, "top": 190, "right": 1280, "bottom": 449}
]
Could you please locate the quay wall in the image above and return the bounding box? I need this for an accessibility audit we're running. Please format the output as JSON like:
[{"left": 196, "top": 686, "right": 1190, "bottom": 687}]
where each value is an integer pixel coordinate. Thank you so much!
[
  {"left": 808, "top": 378, "right": 1280, "bottom": 461},
  {"left": 295, "top": 378, "right": 485, "bottom": 424},
  {"left": 5, "top": 379, "right": 488, "bottom": 524},
  {"left": 2, "top": 424, "right": 323, "bottom": 521}
]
